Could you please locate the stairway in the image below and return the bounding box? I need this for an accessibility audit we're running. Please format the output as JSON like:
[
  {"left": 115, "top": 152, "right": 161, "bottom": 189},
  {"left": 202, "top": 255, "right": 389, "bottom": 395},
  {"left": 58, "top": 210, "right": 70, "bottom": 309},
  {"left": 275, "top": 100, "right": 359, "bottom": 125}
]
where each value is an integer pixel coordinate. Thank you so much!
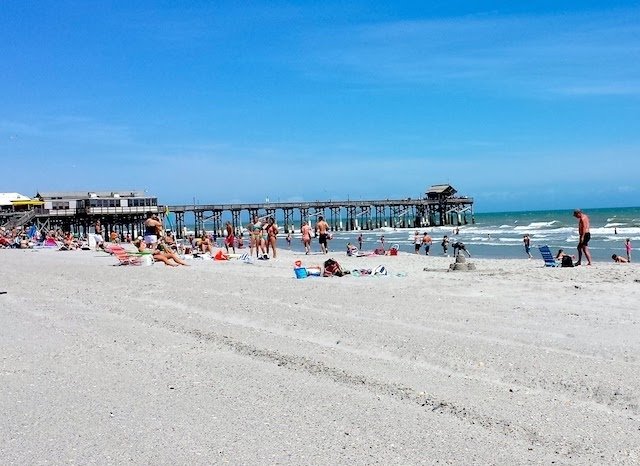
[{"left": 1, "top": 209, "right": 38, "bottom": 230}]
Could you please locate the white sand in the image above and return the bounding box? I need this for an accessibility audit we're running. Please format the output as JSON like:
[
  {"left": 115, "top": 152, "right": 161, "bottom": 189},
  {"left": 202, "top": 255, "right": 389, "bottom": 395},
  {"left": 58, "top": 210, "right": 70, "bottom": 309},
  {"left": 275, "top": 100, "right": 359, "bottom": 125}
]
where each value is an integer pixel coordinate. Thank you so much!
[{"left": 1, "top": 247, "right": 639, "bottom": 464}]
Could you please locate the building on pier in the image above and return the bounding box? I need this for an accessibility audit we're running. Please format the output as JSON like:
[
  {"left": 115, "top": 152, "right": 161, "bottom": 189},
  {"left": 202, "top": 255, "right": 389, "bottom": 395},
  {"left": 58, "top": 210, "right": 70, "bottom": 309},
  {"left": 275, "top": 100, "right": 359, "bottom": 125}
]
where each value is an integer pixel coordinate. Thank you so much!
[
  {"left": 0, "top": 190, "right": 159, "bottom": 236},
  {"left": 165, "top": 184, "right": 473, "bottom": 238}
]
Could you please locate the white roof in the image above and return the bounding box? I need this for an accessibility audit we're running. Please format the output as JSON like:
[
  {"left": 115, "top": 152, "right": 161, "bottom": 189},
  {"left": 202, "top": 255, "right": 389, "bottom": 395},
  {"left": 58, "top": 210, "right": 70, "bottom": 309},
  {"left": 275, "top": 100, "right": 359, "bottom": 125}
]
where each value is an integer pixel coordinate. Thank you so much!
[
  {"left": 0, "top": 192, "right": 31, "bottom": 206},
  {"left": 36, "top": 190, "right": 147, "bottom": 199}
]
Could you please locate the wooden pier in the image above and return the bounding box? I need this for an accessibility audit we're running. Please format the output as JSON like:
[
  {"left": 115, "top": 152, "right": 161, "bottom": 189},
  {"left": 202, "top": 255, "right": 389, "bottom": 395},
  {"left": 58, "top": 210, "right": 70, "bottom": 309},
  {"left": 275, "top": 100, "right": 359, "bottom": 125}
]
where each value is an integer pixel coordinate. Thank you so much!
[
  {"left": 0, "top": 185, "right": 474, "bottom": 238},
  {"left": 166, "top": 196, "right": 474, "bottom": 238}
]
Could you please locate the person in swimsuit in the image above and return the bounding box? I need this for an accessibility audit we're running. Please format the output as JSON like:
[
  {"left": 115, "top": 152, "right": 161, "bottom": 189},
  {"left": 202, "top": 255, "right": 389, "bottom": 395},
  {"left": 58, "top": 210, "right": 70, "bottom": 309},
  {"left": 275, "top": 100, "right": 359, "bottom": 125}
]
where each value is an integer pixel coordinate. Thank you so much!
[
  {"left": 573, "top": 209, "right": 592, "bottom": 266},
  {"left": 265, "top": 217, "right": 278, "bottom": 259},
  {"left": 250, "top": 216, "right": 267, "bottom": 259},
  {"left": 224, "top": 221, "right": 236, "bottom": 254},
  {"left": 143, "top": 211, "right": 163, "bottom": 247},
  {"left": 301, "top": 221, "right": 312, "bottom": 255},
  {"left": 523, "top": 234, "right": 532, "bottom": 259},
  {"left": 197, "top": 232, "right": 213, "bottom": 254},
  {"left": 452, "top": 241, "right": 471, "bottom": 257},
  {"left": 625, "top": 238, "right": 632, "bottom": 262},
  {"left": 414, "top": 231, "right": 421, "bottom": 254},
  {"left": 441, "top": 235, "right": 449, "bottom": 255},
  {"left": 612, "top": 254, "right": 628, "bottom": 263},
  {"left": 94, "top": 220, "right": 104, "bottom": 250},
  {"left": 422, "top": 232, "right": 432, "bottom": 255},
  {"left": 135, "top": 239, "right": 188, "bottom": 266},
  {"left": 555, "top": 249, "right": 574, "bottom": 260},
  {"left": 315, "top": 215, "right": 330, "bottom": 254}
]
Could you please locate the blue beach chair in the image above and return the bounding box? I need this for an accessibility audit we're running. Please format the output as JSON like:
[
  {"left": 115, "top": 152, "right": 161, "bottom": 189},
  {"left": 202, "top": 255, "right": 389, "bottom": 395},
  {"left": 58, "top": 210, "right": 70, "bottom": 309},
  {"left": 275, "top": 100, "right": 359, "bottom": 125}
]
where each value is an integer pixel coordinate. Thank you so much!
[{"left": 538, "top": 245, "right": 560, "bottom": 267}]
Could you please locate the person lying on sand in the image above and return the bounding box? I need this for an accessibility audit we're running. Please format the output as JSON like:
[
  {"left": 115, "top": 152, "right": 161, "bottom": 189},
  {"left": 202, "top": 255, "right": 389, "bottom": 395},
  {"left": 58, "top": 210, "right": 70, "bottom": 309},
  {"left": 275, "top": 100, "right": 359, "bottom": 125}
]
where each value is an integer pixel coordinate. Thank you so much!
[
  {"left": 135, "top": 239, "right": 189, "bottom": 267},
  {"left": 612, "top": 254, "right": 628, "bottom": 263},
  {"left": 555, "top": 249, "right": 575, "bottom": 260}
]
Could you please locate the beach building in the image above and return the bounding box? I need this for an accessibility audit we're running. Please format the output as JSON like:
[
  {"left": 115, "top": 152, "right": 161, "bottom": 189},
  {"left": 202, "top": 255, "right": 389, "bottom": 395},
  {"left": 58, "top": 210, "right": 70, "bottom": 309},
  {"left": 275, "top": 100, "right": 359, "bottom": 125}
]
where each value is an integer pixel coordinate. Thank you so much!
[
  {"left": 0, "top": 192, "right": 34, "bottom": 212},
  {"left": 424, "top": 184, "right": 474, "bottom": 226},
  {"left": 35, "top": 190, "right": 158, "bottom": 215},
  {"left": 0, "top": 190, "right": 159, "bottom": 235},
  {"left": 0, "top": 193, "right": 45, "bottom": 229}
]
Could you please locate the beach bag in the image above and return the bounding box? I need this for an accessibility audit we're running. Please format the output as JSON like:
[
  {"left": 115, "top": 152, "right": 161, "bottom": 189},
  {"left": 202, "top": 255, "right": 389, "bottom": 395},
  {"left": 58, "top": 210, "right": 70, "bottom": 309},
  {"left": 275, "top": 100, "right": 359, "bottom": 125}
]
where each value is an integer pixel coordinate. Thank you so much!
[
  {"left": 373, "top": 265, "right": 388, "bottom": 276},
  {"left": 561, "top": 256, "right": 574, "bottom": 268},
  {"left": 214, "top": 250, "right": 229, "bottom": 260},
  {"left": 323, "top": 258, "right": 344, "bottom": 277}
]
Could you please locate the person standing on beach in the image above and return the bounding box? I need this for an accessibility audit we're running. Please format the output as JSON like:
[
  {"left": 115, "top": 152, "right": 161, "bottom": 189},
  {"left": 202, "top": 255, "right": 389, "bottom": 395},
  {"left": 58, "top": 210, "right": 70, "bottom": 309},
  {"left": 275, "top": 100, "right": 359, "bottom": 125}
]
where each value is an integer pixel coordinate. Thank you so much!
[
  {"left": 625, "top": 238, "right": 632, "bottom": 262},
  {"left": 224, "top": 221, "right": 235, "bottom": 254},
  {"left": 523, "top": 234, "right": 532, "bottom": 259},
  {"left": 249, "top": 215, "right": 266, "bottom": 259},
  {"left": 301, "top": 221, "right": 312, "bottom": 255},
  {"left": 573, "top": 209, "right": 592, "bottom": 266},
  {"left": 357, "top": 233, "right": 363, "bottom": 250},
  {"left": 265, "top": 217, "right": 278, "bottom": 259},
  {"left": 94, "top": 220, "right": 104, "bottom": 250},
  {"left": 316, "top": 216, "right": 330, "bottom": 254},
  {"left": 286, "top": 232, "right": 291, "bottom": 249},
  {"left": 143, "top": 212, "right": 163, "bottom": 248}
]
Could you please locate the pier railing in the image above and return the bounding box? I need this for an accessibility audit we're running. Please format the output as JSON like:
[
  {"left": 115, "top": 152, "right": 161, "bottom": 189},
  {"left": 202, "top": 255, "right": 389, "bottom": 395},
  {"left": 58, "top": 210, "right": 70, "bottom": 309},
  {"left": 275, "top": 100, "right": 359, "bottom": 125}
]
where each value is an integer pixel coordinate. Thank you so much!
[{"left": 4, "top": 196, "right": 473, "bottom": 238}]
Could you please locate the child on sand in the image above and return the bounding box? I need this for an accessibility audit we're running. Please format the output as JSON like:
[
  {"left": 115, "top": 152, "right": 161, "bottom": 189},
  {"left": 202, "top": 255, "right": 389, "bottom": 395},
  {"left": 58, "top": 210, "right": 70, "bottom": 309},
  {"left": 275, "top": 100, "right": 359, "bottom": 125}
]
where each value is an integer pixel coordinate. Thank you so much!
[
  {"left": 612, "top": 254, "right": 629, "bottom": 263},
  {"left": 626, "top": 238, "right": 632, "bottom": 262}
]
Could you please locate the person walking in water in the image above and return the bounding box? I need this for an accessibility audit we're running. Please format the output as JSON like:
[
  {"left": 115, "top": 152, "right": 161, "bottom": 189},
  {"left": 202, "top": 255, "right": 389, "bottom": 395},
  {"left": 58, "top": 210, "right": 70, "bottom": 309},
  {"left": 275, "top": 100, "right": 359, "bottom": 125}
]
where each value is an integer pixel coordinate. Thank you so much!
[
  {"left": 573, "top": 209, "right": 592, "bottom": 266},
  {"left": 441, "top": 235, "right": 449, "bottom": 256},
  {"left": 625, "top": 238, "right": 632, "bottom": 262},
  {"left": 523, "top": 234, "right": 532, "bottom": 259},
  {"left": 422, "top": 232, "right": 433, "bottom": 255}
]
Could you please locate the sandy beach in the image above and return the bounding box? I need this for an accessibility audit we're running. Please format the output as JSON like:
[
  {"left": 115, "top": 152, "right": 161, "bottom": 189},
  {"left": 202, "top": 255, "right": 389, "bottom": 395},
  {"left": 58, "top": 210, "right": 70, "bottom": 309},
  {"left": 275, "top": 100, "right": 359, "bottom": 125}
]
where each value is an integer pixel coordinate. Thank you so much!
[{"left": 1, "top": 247, "right": 639, "bottom": 464}]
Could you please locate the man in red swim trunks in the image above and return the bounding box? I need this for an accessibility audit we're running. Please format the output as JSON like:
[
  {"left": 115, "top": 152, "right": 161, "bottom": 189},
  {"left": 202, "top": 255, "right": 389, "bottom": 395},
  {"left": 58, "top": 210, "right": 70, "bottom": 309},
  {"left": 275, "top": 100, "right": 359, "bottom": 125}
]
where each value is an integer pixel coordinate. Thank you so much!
[
  {"left": 573, "top": 209, "right": 592, "bottom": 266},
  {"left": 224, "top": 221, "right": 236, "bottom": 254}
]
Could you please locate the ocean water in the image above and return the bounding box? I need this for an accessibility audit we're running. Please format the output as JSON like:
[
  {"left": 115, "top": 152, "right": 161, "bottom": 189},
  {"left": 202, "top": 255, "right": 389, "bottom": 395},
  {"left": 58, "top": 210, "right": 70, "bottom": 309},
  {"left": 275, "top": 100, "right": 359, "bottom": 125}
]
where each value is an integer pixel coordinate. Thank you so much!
[
  {"left": 267, "top": 207, "right": 639, "bottom": 262},
  {"left": 175, "top": 206, "right": 639, "bottom": 262}
]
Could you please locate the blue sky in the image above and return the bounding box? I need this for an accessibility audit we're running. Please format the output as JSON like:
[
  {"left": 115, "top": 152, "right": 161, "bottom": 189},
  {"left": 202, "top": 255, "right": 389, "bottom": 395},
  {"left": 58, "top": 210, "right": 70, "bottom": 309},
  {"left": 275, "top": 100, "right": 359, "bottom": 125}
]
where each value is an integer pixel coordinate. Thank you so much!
[{"left": 1, "top": 1, "right": 639, "bottom": 212}]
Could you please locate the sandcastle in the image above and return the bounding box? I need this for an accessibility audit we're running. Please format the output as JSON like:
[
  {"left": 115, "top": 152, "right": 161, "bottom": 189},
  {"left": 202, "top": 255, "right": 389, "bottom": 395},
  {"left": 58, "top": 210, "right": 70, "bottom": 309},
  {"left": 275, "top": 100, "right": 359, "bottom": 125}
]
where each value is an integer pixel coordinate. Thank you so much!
[{"left": 449, "top": 254, "right": 476, "bottom": 271}]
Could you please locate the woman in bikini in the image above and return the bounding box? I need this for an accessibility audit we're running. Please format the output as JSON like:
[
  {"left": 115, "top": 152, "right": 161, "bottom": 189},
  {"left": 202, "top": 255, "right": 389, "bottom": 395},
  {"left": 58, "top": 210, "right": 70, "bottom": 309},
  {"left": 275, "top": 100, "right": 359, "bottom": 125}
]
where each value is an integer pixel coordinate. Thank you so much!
[
  {"left": 265, "top": 217, "right": 279, "bottom": 259},
  {"left": 135, "top": 239, "right": 177, "bottom": 266},
  {"left": 250, "top": 216, "right": 267, "bottom": 259}
]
